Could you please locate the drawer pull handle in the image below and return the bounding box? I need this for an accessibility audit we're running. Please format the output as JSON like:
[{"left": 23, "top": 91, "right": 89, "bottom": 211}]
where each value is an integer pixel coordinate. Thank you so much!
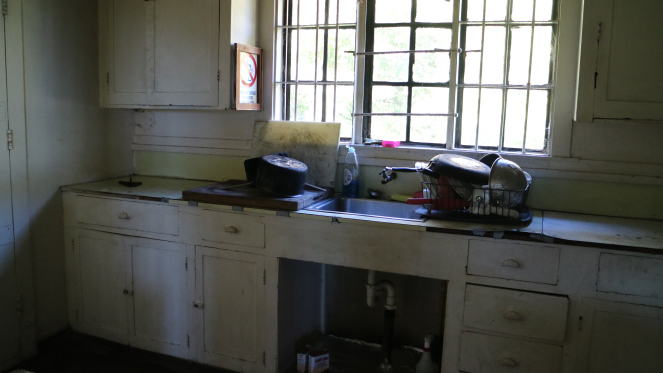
[
  {"left": 118, "top": 212, "right": 131, "bottom": 220},
  {"left": 500, "top": 258, "right": 522, "bottom": 268},
  {"left": 193, "top": 302, "right": 204, "bottom": 308},
  {"left": 224, "top": 226, "right": 239, "bottom": 233},
  {"left": 123, "top": 289, "right": 133, "bottom": 295},
  {"left": 498, "top": 357, "right": 519, "bottom": 368},
  {"left": 503, "top": 310, "right": 524, "bottom": 321}
]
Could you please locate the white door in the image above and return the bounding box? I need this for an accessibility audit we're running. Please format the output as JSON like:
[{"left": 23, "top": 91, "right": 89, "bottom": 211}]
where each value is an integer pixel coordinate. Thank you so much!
[
  {"left": 576, "top": 298, "right": 663, "bottom": 372},
  {"left": 0, "top": 6, "right": 21, "bottom": 370},
  {"left": 195, "top": 246, "right": 265, "bottom": 372},
  {"left": 70, "top": 229, "right": 128, "bottom": 345},
  {"left": 126, "top": 237, "right": 188, "bottom": 358}
]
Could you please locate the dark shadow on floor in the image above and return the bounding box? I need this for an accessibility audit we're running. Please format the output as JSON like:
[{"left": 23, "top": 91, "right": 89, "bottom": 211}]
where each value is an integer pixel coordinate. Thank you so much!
[{"left": 12, "top": 329, "right": 235, "bottom": 373}]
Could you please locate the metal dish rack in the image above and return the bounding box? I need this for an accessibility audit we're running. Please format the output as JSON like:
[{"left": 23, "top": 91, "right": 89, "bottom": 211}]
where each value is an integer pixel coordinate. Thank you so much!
[{"left": 417, "top": 172, "right": 532, "bottom": 224}]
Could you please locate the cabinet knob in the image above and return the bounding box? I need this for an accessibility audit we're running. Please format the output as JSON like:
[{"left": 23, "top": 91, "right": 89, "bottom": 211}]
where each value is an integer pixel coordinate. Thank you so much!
[
  {"left": 123, "top": 289, "right": 134, "bottom": 295},
  {"left": 498, "top": 357, "right": 519, "bottom": 368},
  {"left": 503, "top": 310, "right": 524, "bottom": 321},
  {"left": 224, "top": 226, "right": 239, "bottom": 233},
  {"left": 500, "top": 258, "right": 522, "bottom": 268},
  {"left": 193, "top": 301, "right": 204, "bottom": 308},
  {"left": 118, "top": 212, "right": 131, "bottom": 220}
]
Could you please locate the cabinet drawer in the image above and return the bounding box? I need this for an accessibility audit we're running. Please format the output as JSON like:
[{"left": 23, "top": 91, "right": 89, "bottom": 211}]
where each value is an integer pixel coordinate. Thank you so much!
[
  {"left": 463, "top": 285, "right": 568, "bottom": 342},
  {"left": 597, "top": 253, "right": 663, "bottom": 298},
  {"left": 73, "top": 196, "right": 179, "bottom": 235},
  {"left": 459, "top": 332, "right": 562, "bottom": 373},
  {"left": 201, "top": 210, "right": 265, "bottom": 248},
  {"left": 467, "top": 240, "right": 560, "bottom": 285}
]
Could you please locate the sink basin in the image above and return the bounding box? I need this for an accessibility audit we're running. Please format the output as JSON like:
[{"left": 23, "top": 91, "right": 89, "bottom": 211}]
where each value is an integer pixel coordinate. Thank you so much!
[{"left": 306, "top": 197, "right": 426, "bottom": 222}]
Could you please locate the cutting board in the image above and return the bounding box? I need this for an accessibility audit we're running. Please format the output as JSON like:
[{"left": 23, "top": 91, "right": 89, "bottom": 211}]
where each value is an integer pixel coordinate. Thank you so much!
[
  {"left": 182, "top": 180, "right": 334, "bottom": 211},
  {"left": 251, "top": 121, "right": 341, "bottom": 188}
]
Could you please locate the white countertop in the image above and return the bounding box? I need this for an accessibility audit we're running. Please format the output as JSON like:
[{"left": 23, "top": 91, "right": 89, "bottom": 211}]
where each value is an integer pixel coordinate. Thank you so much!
[{"left": 62, "top": 176, "right": 663, "bottom": 251}]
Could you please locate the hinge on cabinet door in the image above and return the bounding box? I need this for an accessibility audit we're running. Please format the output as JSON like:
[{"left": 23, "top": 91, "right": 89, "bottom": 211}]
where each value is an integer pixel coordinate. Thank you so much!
[
  {"left": 187, "top": 334, "right": 190, "bottom": 348},
  {"left": 263, "top": 351, "right": 265, "bottom": 366},
  {"left": 6, "top": 129, "right": 13, "bottom": 150},
  {"left": 2, "top": 0, "right": 8, "bottom": 16},
  {"left": 185, "top": 257, "right": 188, "bottom": 271},
  {"left": 597, "top": 22, "right": 602, "bottom": 43},
  {"left": 594, "top": 72, "right": 598, "bottom": 89},
  {"left": 106, "top": 72, "right": 109, "bottom": 85},
  {"left": 578, "top": 316, "right": 583, "bottom": 331},
  {"left": 217, "top": 70, "right": 220, "bottom": 82},
  {"left": 263, "top": 270, "right": 266, "bottom": 285},
  {"left": 16, "top": 294, "right": 22, "bottom": 319},
  {"left": 72, "top": 239, "right": 75, "bottom": 251}
]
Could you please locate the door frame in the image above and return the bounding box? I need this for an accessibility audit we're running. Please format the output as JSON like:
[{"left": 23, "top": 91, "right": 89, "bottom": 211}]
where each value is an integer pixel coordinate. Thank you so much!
[{"left": 5, "top": 0, "right": 37, "bottom": 359}]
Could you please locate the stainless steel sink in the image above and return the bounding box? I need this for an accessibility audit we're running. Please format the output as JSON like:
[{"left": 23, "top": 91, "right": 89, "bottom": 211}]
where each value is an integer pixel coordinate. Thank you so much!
[{"left": 306, "top": 197, "right": 426, "bottom": 222}]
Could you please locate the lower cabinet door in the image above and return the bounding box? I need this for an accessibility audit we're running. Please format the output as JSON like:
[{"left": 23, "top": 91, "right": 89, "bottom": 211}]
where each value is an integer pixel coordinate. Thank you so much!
[
  {"left": 194, "top": 245, "right": 265, "bottom": 372},
  {"left": 69, "top": 229, "right": 128, "bottom": 344},
  {"left": 459, "top": 332, "right": 562, "bottom": 373},
  {"left": 576, "top": 298, "right": 663, "bottom": 373},
  {"left": 126, "top": 237, "right": 188, "bottom": 358}
]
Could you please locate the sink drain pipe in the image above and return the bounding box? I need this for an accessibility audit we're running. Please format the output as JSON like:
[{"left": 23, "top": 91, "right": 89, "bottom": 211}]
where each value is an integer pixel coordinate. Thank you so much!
[{"left": 367, "top": 270, "right": 397, "bottom": 368}]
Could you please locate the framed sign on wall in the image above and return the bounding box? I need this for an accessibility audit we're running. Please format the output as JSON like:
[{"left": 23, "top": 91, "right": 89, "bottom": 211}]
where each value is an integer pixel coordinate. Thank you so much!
[{"left": 234, "top": 44, "right": 262, "bottom": 111}]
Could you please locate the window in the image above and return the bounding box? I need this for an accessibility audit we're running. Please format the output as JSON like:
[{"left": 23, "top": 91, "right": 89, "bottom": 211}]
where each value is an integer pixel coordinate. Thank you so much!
[{"left": 276, "top": 0, "right": 559, "bottom": 154}]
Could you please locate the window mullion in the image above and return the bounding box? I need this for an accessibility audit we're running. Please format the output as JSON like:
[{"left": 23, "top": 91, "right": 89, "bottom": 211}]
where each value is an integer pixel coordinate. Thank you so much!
[
  {"left": 313, "top": 0, "right": 321, "bottom": 121},
  {"left": 332, "top": 0, "right": 340, "bottom": 122},
  {"left": 283, "top": 0, "right": 292, "bottom": 120},
  {"left": 321, "top": 0, "right": 331, "bottom": 122},
  {"left": 294, "top": 0, "right": 301, "bottom": 120},
  {"left": 522, "top": 0, "right": 537, "bottom": 153},
  {"left": 447, "top": 0, "right": 461, "bottom": 149},
  {"left": 498, "top": 0, "right": 514, "bottom": 152},
  {"left": 406, "top": 0, "right": 418, "bottom": 143},
  {"left": 474, "top": 0, "right": 488, "bottom": 151}
]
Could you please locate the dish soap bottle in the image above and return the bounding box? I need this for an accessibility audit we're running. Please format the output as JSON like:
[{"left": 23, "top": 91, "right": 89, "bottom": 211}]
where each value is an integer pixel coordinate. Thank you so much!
[
  {"left": 415, "top": 335, "right": 438, "bottom": 373},
  {"left": 342, "top": 145, "right": 359, "bottom": 198}
]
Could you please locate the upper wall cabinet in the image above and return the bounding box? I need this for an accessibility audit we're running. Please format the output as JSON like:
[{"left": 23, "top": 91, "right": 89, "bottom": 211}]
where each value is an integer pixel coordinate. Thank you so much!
[
  {"left": 576, "top": 0, "right": 663, "bottom": 122},
  {"left": 99, "top": 0, "right": 257, "bottom": 109}
]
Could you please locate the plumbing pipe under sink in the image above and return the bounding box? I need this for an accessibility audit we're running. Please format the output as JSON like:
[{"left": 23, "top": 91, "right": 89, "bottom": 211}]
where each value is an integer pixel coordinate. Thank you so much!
[{"left": 367, "top": 270, "right": 397, "bottom": 370}]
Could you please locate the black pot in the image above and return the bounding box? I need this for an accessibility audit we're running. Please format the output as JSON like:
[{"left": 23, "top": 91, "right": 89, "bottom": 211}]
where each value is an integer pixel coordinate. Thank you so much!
[{"left": 253, "top": 154, "right": 308, "bottom": 197}]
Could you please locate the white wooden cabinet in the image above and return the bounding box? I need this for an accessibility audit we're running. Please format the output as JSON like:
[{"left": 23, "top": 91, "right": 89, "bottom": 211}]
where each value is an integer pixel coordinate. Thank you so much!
[
  {"left": 66, "top": 228, "right": 189, "bottom": 357},
  {"left": 194, "top": 246, "right": 265, "bottom": 372},
  {"left": 575, "top": 299, "right": 663, "bottom": 373},
  {"left": 99, "top": 0, "right": 258, "bottom": 109},
  {"left": 577, "top": 0, "right": 663, "bottom": 121}
]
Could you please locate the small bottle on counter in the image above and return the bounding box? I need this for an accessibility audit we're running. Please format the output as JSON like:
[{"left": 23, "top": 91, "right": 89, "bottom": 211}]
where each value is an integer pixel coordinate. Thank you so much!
[
  {"left": 307, "top": 350, "right": 330, "bottom": 373},
  {"left": 415, "top": 335, "right": 438, "bottom": 373},
  {"left": 342, "top": 145, "right": 359, "bottom": 198}
]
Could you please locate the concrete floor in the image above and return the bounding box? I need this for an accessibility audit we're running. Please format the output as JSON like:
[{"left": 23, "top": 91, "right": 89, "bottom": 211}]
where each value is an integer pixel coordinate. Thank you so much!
[{"left": 11, "top": 330, "right": 233, "bottom": 373}]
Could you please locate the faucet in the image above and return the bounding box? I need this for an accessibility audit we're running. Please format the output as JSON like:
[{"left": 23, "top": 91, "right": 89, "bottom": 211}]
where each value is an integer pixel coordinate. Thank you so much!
[{"left": 379, "top": 168, "right": 398, "bottom": 184}]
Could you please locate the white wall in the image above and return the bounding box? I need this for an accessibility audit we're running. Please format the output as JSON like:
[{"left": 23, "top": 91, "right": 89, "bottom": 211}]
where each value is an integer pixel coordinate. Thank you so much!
[{"left": 20, "top": 0, "right": 134, "bottom": 339}]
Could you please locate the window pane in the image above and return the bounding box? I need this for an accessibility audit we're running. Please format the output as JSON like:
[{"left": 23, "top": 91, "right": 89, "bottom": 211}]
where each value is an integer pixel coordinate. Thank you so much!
[
  {"left": 410, "top": 117, "right": 447, "bottom": 144},
  {"left": 477, "top": 88, "right": 503, "bottom": 148},
  {"left": 535, "top": 0, "right": 554, "bottom": 21},
  {"left": 288, "top": 85, "right": 296, "bottom": 119},
  {"left": 414, "top": 28, "right": 451, "bottom": 83},
  {"left": 338, "top": 0, "right": 357, "bottom": 24},
  {"left": 511, "top": 0, "right": 534, "bottom": 21},
  {"left": 481, "top": 26, "right": 506, "bottom": 84},
  {"left": 375, "top": 0, "right": 411, "bottom": 23},
  {"left": 372, "top": 86, "right": 408, "bottom": 113},
  {"left": 462, "top": 26, "right": 482, "bottom": 84},
  {"left": 298, "top": 0, "right": 320, "bottom": 25},
  {"left": 416, "top": 0, "right": 453, "bottom": 23},
  {"left": 412, "top": 87, "right": 449, "bottom": 114},
  {"left": 296, "top": 29, "right": 319, "bottom": 81},
  {"left": 485, "top": 0, "right": 507, "bottom": 21},
  {"left": 530, "top": 26, "right": 553, "bottom": 85},
  {"left": 503, "top": 89, "right": 527, "bottom": 150},
  {"left": 328, "top": 28, "right": 356, "bottom": 82},
  {"left": 328, "top": 85, "right": 355, "bottom": 138},
  {"left": 295, "top": 85, "right": 315, "bottom": 121},
  {"left": 374, "top": 27, "right": 410, "bottom": 82},
  {"left": 465, "top": 0, "right": 484, "bottom": 21},
  {"left": 508, "top": 26, "right": 532, "bottom": 85},
  {"left": 525, "top": 90, "right": 548, "bottom": 151},
  {"left": 371, "top": 116, "right": 407, "bottom": 141},
  {"left": 460, "top": 88, "right": 480, "bottom": 146}
]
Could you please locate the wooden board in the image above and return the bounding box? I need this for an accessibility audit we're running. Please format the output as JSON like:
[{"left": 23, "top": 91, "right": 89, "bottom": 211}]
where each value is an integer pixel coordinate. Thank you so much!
[
  {"left": 251, "top": 121, "right": 340, "bottom": 188},
  {"left": 182, "top": 180, "right": 334, "bottom": 211}
]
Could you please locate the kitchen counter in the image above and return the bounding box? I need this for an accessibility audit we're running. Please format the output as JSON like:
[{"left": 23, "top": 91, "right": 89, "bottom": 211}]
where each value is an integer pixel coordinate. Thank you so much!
[{"left": 62, "top": 176, "right": 663, "bottom": 252}]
